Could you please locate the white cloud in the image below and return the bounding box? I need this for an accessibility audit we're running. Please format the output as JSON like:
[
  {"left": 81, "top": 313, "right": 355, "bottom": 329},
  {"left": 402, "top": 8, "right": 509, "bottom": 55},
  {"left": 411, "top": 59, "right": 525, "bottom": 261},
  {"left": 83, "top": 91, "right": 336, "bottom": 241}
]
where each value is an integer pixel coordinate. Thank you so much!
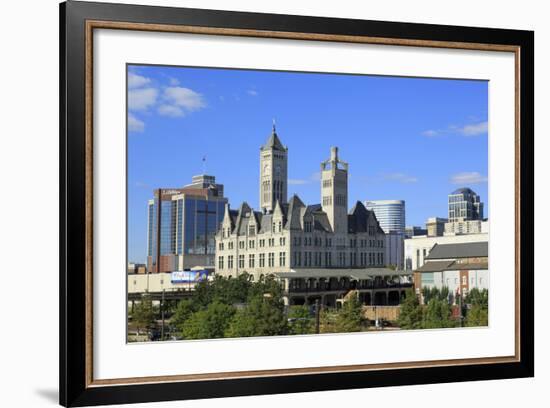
[
  {"left": 247, "top": 90, "right": 259, "bottom": 96},
  {"left": 288, "top": 172, "right": 321, "bottom": 185},
  {"left": 382, "top": 173, "right": 418, "bottom": 184},
  {"left": 169, "top": 77, "right": 180, "bottom": 86},
  {"left": 450, "top": 172, "right": 488, "bottom": 185},
  {"left": 157, "top": 104, "right": 185, "bottom": 117},
  {"left": 422, "top": 120, "right": 488, "bottom": 137},
  {"left": 310, "top": 171, "right": 321, "bottom": 181},
  {"left": 459, "top": 121, "right": 488, "bottom": 136},
  {"left": 422, "top": 129, "right": 439, "bottom": 137},
  {"left": 128, "top": 72, "right": 151, "bottom": 89},
  {"left": 128, "top": 87, "right": 158, "bottom": 111},
  {"left": 128, "top": 113, "right": 144, "bottom": 132},
  {"left": 163, "top": 86, "right": 206, "bottom": 111}
]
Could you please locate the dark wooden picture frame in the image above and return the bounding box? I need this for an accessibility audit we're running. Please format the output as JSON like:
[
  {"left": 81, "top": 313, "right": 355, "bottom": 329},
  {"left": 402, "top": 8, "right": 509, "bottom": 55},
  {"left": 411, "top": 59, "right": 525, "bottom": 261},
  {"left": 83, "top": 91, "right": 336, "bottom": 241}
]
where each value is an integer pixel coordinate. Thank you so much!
[{"left": 60, "top": 1, "right": 534, "bottom": 406}]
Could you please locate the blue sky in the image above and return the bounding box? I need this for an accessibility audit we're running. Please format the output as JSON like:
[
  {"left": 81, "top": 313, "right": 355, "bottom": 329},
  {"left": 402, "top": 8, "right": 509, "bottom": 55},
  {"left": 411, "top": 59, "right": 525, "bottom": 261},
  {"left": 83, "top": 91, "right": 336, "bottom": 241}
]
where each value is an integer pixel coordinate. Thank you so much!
[{"left": 127, "top": 65, "right": 488, "bottom": 263}]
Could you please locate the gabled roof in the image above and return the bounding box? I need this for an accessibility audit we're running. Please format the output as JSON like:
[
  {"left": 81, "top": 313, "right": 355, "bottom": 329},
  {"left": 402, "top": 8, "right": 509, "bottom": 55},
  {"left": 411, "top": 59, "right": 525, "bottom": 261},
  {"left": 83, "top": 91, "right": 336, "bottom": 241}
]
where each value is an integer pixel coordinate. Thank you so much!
[
  {"left": 285, "top": 194, "right": 305, "bottom": 230},
  {"left": 425, "top": 242, "right": 488, "bottom": 260},
  {"left": 347, "top": 201, "right": 384, "bottom": 234},
  {"left": 415, "top": 260, "right": 454, "bottom": 272},
  {"left": 313, "top": 212, "right": 332, "bottom": 233},
  {"left": 416, "top": 260, "right": 488, "bottom": 273}
]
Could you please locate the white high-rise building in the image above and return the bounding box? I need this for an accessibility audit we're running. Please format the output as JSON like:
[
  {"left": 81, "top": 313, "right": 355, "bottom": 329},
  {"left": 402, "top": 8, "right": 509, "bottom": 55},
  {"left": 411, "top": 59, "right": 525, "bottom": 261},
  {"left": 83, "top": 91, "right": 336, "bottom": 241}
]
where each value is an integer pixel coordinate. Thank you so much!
[{"left": 364, "top": 200, "right": 405, "bottom": 235}]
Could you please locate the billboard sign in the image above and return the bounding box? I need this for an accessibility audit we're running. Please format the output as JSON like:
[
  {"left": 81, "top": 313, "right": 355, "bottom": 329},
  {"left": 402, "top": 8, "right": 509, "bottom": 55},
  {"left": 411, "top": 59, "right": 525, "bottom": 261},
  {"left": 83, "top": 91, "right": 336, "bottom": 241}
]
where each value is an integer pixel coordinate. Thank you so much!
[{"left": 171, "top": 270, "right": 208, "bottom": 284}]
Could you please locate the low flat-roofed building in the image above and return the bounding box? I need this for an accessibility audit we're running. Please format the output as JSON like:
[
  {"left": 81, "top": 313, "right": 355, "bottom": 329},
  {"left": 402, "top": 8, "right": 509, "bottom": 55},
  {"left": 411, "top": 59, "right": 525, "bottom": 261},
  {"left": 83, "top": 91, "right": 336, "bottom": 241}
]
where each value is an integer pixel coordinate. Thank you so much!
[
  {"left": 404, "top": 232, "right": 488, "bottom": 271},
  {"left": 426, "top": 217, "right": 447, "bottom": 237},
  {"left": 413, "top": 241, "right": 488, "bottom": 302}
]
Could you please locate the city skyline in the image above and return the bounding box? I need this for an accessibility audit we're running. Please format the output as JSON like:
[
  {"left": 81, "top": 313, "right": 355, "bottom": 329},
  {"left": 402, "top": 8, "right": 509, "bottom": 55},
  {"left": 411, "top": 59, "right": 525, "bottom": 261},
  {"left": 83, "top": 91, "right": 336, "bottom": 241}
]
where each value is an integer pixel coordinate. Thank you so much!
[{"left": 128, "top": 65, "right": 489, "bottom": 263}]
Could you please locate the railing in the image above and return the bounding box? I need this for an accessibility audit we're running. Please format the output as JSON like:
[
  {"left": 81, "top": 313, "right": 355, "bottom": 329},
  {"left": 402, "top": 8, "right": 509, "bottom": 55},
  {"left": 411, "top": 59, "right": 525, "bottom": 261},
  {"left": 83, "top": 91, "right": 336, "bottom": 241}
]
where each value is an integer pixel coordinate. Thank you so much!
[{"left": 288, "top": 282, "right": 412, "bottom": 293}]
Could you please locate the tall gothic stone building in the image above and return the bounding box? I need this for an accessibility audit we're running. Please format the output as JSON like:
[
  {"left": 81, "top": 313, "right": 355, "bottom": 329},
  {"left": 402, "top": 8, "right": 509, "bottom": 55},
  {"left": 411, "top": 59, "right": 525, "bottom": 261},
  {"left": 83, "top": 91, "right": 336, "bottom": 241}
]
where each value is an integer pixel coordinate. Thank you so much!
[{"left": 215, "top": 125, "right": 386, "bottom": 281}]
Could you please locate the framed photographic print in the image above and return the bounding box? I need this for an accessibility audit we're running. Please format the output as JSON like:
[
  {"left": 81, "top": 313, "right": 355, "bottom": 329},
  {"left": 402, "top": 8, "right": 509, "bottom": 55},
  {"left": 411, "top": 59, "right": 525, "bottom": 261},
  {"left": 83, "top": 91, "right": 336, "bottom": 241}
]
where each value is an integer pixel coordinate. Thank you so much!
[{"left": 59, "top": 0, "right": 534, "bottom": 406}]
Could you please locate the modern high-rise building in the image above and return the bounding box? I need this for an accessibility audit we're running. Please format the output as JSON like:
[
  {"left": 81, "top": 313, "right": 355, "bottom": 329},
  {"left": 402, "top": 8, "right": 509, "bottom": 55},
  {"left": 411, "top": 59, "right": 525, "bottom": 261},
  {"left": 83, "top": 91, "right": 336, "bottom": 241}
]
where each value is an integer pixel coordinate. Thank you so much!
[
  {"left": 364, "top": 200, "right": 405, "bottom": 235},
  {"left": 447, "top": 187, "right": 484, "bottom": 222},
  {"left": 446, "top": 188, "right": 486, "bottom": 235},
  {"left": 146, "top": 175, "right": 227, "bottom": 273}
]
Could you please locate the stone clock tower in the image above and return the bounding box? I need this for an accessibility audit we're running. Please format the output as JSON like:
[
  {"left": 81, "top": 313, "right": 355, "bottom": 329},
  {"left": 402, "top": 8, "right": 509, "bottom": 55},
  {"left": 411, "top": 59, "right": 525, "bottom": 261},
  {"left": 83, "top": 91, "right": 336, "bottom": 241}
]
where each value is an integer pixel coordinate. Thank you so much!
[
  {"left": 321, "top": 146, "right": 349, "bottom": 233},
  {"left": 259, "top": 122, "right": 288, "bottom": 213}
]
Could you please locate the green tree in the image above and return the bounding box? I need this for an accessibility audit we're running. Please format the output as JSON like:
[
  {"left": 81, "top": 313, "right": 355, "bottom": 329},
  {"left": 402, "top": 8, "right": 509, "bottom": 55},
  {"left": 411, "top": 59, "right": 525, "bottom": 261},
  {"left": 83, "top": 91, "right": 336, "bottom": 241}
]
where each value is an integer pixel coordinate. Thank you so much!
[
  {"left": 170, "top": 299, "right": 197, "bottom": 334},
  {"left": 181, "top": 301, "right": 235, "bottom": 339},
  {"left": 319, "top": 309, "right": 338, "bottom": 333},
  {"left": 464, "top": 288, "right": 488, "bottom": 327},
  {"left": 132, "top": 294, "right": 156, "bottom": 335},
  {"left": 288, "top": 305, "right": 314, "bottom": 335},
  {"left": 334, "top": 295, "right": 364, "bottom": 333},
  {"left": 465, "top": 304, "right": 488, "bottom": 327},
  {"left": 225, "top": 295, "right": 287, "bottom": 338},
  {"left": 465, "top": 288, "right": 488, "bottom": 307},
  {"left": 192, "top": 273, "right": 253, "bottom": 308},
  {"left": 397, "top": 289, "right": 423, "bottom": 330},
  {"left": 423, "top": 298, "right": 456, "bottom": 329},
  {"left": 247, "top": 274, "right": 283, "bottom": 300}
]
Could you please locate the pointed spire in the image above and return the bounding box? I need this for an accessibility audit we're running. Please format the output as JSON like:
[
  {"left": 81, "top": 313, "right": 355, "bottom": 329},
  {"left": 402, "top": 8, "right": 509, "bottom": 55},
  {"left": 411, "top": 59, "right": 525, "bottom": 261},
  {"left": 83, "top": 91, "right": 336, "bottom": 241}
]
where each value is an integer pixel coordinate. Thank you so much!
[{"left": 261, "top": 120, "right": 286, "bottom": 151}]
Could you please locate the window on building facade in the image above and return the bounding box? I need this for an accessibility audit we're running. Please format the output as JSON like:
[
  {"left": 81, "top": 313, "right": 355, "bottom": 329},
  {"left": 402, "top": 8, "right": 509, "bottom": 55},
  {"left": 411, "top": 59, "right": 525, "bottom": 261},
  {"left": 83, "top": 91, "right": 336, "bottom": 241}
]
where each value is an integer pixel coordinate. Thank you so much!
[
  {"left": 218, "top": 256, "right": 224, "bottom": 269},
  {"left": 279, "top": 252, "right": 286, "bottom": 267},
  {"left": 279, "top": 237, "right": 285, "bottom": 246},
  {"left": 249, "top": 225, "right": 255, "bottom": 235},
  {"left": 228, "top": 255, "right": 234, "bottom": 269},
  {"left": 278, "top": 221, "right": 282, "bottom": 232},
  {"left": 304, "top": 221, "right": 312, "bottom": 232},
  {"left": 259, "top": 253, "right": 265, "bottom": 267},
  {"left": 249, "top": 240, "right": 255, "bottom": 249},
  {"left": 268, "top": 252, "right": 275, "bottom": 267},
  {"left": 249, "top": 254, "right": 255, "bottom": 268},
  {"left": 238, "top": 254, "right": 245, "bottom": 269}
]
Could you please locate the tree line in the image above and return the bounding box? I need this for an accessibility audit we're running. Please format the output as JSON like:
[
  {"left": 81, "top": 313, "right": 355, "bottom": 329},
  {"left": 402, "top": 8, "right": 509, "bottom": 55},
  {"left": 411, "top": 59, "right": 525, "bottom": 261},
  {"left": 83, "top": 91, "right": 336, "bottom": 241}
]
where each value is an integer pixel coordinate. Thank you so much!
[
  {"left": 129, "top": 273, "right": 368, "bottom": 341},
  {"left": 397, "top": 287, "right": 489, "bottom": 330},
  {"left": 129, "top": 275, "right": 489, "bottom": 341}
]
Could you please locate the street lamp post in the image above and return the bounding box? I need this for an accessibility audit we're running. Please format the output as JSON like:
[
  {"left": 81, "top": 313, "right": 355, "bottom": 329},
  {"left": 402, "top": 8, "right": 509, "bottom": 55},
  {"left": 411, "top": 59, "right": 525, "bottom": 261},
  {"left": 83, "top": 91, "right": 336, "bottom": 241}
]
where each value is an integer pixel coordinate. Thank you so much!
[{"left": 161, "top": 289, "right": 165, "bottom": 340}]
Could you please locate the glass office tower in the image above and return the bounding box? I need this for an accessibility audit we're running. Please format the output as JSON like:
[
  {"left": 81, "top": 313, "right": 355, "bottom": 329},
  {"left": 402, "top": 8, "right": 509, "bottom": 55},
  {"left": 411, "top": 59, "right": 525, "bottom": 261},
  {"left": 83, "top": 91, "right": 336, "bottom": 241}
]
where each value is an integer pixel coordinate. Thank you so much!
[
  {"left": 147, "top": 175, "right": 227, "bottom": 273},
  {"left": 448, "top": 188, "right": 484, "bottom": 222},
  {"left": 364, "top": 200, "right": 406, "bottom": 234}
]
